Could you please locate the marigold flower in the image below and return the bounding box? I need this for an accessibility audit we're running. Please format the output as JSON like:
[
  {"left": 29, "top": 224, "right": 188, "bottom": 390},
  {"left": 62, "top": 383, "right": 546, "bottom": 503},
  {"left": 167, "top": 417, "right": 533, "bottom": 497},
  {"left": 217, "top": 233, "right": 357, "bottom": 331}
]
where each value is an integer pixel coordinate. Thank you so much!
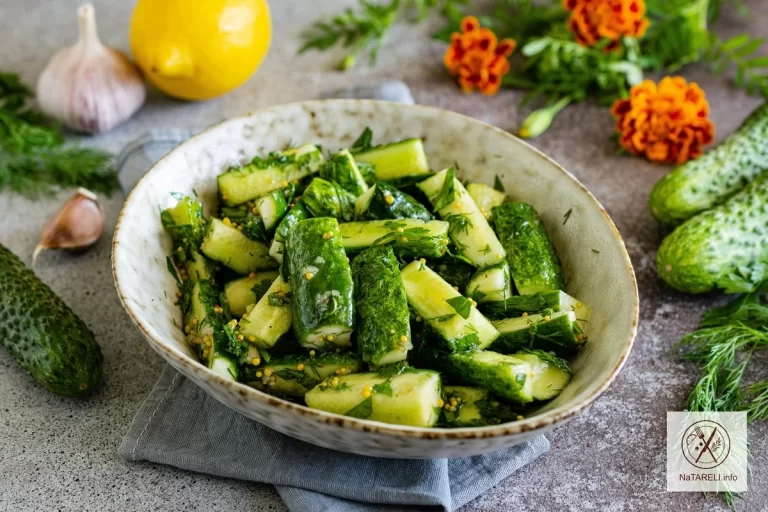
[
  {"left": 443, "top": 16, "right": 516, "bottom": 95},
  {"left": 563, "top": 0, "right": 650, "bottom": 49},
  {"left": 611, "top": 77, "right": 715, "bottom": 165}
]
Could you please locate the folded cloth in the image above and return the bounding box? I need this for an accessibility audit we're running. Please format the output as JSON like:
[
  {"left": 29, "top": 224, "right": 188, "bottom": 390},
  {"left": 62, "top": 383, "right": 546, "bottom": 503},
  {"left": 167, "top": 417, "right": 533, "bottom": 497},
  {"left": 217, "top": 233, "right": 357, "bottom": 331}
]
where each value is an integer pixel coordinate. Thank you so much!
[{"left": 119, "top": 366, "right": 549, "bottom": 512}]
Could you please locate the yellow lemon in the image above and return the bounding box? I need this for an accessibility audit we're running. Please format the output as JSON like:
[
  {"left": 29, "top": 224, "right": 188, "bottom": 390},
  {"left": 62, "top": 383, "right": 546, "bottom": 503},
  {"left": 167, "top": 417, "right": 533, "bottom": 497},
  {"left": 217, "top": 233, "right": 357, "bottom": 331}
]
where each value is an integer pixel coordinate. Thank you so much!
[{"left": 130, "top": 0, "right": 271, "bottom": 100}]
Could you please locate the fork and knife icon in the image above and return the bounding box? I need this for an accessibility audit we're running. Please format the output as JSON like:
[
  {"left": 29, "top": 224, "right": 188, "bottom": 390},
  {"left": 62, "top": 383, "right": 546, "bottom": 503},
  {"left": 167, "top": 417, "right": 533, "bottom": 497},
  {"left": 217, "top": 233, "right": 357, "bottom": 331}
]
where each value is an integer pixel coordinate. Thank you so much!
[{"left": 686, "top": 425, "right": 721, "bottom": 464}]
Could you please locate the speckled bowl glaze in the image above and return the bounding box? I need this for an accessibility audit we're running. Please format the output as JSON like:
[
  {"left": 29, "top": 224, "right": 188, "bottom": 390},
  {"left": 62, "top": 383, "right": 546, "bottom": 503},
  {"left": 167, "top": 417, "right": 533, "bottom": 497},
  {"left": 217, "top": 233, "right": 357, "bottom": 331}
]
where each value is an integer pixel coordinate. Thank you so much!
[{"left": 113, "top": 100, "right": 638, "bottom": 458}]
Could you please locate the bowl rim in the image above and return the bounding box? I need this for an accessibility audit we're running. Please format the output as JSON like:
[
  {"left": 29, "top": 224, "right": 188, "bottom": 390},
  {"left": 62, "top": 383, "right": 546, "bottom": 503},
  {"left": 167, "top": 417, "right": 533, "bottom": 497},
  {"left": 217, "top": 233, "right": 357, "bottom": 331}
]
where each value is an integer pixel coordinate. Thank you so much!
[{"left": 112, "top": 99, "right": 639, "bottom": 441}]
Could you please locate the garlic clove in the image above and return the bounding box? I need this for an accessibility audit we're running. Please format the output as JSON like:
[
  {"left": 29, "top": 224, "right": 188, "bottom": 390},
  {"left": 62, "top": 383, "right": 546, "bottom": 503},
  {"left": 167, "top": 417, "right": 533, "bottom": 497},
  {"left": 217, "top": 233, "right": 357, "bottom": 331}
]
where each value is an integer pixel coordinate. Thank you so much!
[
  {"left": 33, "top": 188, "right": 105, "bottom": 266},
  {"left": 36, "top": 3, "right": 146, "bottom": 134}
]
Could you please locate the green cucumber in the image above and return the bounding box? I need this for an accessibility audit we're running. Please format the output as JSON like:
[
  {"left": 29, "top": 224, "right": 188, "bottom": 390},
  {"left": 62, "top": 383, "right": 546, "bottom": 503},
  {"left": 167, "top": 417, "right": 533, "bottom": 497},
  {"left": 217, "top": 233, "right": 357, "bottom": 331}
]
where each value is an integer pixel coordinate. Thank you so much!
[
  {"left": 649, "top": 103, "right": 768, "bottom": 226},
  {"left": 491, "top": 311, "right": 583, "bottom": 355},
  {"left": 161, "top": 196, "right": 206, "bottom": 260},
  {"left": 223, "top": 271, "right": 279, "bottom": 317},
  {"left": 481, "top": 290, "right": 591, "bottom": 330},
  {"left": 302, "top": 177, "right": 356, "bottom": 221},
  {"left": 254, "top": 184, "right": 295, "bottom": 232},
  {"left": 200, "top": 218, "right": 277, "bottom": 274},
  {"left": 269, "top": 201, "right": 310, "bottom": 264},
  {"left": 467, "top": 183, "right": 506, "bottom": 220},
  {"left": 514, "top": 350, "right": 571, "bottom": 401},
  {"left": 243, "top": 351, "right": 362, "bottom": 396},
  {"left": 237, "top": 276, "right": 293, "bottom": 349},
  {"left": 418, "top": 168, "right": 506, "bottom": 267},
  {"left": 319, "top": 149, "right": 369, "bottom": 196},
  {"left": 400, "top": 260, "right": 499, "bottom": 352},
  {"left": 286, "top": 218, "right": 355, "bottom": 349},
  {"left": 466, "top": 261, "right": 513, "bottom": 304},
  {"left": 351, "top": 246, "right": 412, "bottom": 366},
  {"left": 339, "top": 219, "right": 449, "bottom": 258},
  {"left": 354, "top": 181, "right": 433, "bottom": 221},
  {"left": 656, "top": 172, "right": 768, "bottom": 293},
  {"left": 440, "top": 386, "right": 519, "bottom": 427},
  {"left": 493, "top": 202, "right": 564, "bottom": 294},
  {"left": 0, "top": 244, "right": 103, "bottom": 397},
  {"left": 305, "top": 368, "right": 442, "bottom": 427},
  {"left": 217, "top": 144, "right": 324, "bottom": 206},
  {"left": 354, "top": 138, "right": 431, "bottom": 182}
]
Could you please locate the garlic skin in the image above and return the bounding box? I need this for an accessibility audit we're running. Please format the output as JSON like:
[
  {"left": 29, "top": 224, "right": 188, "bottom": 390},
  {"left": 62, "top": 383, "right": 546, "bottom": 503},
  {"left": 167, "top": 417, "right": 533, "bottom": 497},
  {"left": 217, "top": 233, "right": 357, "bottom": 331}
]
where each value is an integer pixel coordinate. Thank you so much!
[
  {"left": 36, "top": 3, "right": 146, "bottom": 134},
  {"left": 33, "top": 188, "right": 105, "bottom": 266}
]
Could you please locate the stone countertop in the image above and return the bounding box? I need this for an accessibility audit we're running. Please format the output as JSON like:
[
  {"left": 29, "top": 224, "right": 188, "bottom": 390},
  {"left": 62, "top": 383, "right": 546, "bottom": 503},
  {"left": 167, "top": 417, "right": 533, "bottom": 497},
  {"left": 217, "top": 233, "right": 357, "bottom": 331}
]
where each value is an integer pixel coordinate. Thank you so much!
[{"left": 1, "top": 0, "right": 767, "bottom": 510}]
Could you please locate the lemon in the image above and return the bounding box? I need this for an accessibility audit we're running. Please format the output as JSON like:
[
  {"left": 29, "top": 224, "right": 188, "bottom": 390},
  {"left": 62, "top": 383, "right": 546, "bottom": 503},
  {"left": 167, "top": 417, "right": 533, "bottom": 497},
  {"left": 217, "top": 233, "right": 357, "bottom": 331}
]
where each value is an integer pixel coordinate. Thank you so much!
[{"left": 130, "top": 0, "right": 271, "bottom": 101}]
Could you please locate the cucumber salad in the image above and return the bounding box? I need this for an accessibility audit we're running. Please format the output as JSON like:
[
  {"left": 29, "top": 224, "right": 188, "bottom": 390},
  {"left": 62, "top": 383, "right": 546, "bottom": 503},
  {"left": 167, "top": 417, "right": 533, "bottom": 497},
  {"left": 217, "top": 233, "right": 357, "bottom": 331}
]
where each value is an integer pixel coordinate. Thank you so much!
[{"left": 161, "top": 128, "right": 591, "bottom": 428}]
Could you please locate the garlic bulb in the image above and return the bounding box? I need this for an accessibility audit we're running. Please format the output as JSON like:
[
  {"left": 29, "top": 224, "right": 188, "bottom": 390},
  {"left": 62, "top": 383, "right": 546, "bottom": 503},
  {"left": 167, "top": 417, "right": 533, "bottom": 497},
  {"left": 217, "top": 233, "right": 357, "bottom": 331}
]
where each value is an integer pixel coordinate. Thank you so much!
[
  {"left": 36, "top": 3, "right": 146, "bottom": 134},
  {"left": 33, "top": 188, "right": 105, "bottom": 266}
]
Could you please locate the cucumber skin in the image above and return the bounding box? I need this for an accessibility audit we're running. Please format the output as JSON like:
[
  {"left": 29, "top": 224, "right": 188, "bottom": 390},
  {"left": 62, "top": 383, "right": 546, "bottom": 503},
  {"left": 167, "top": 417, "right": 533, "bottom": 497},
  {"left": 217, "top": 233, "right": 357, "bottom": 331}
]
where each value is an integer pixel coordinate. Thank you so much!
[
  {"left": 650, "top": 103, "right": 768, "bottom": 226},
  {"left": 286, "top": 218, "right": 355, "bottom": 345},
  {"left": 302, "top": 178, "right": 356, "bottom": 221},
  {"left": 656, "top": 172, "right": 768, "bottom": 294},
  {"left": 357, "top": 182, "right": 433, "bottom": 222},
  {"left": 319, "top": 150, "right": 368, "bottom": 196},
  {"left": 0, "top": 244, "right": 102, "bottom": 397},
  {"left": 493, "top": 202, "right": 565, "bottom": 294},
  {"left": 491, "top": 312, "right": 579, "bottom": 355},
  {"left": 351, "top": 246, "right": 411, "bottom": 366}
]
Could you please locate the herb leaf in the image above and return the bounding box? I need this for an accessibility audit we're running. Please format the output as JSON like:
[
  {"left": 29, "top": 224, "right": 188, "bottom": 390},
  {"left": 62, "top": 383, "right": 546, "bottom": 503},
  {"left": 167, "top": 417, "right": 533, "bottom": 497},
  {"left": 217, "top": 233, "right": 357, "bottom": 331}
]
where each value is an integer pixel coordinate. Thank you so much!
[
  {"left": 446, "top": 295, "right": 472, "bottom": 319},
  {"left": 344, "top": 396, "right": 373, "bottom": 419},
  {"left": 493, "top": 174, "right": 505, "bottom": 192}
]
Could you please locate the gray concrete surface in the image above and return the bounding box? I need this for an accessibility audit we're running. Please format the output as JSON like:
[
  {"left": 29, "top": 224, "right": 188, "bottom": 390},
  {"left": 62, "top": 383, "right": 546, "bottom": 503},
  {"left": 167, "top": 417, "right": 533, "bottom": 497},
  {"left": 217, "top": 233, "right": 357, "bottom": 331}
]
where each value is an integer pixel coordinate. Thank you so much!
[{"left": 1, "top": 0, "right": 767, "bottom": 510}]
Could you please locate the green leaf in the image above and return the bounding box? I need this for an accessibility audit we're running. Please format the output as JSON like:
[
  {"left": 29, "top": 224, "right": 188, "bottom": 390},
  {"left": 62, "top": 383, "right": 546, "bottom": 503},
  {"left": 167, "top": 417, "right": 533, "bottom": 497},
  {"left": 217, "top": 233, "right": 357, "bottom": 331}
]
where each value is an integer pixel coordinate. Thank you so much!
[
  {"left": 563, "top": 208, "right": 573, "bottom": 225},
  {"left": 720, "top": 33, "right": 751, "bottom": 51},
  {"left": 734, "top": 38, "right": 764, "bottom": 58},
  {"left": 493, "top": 175, "right": 505, "bottom": 192},
  {"left": 446, "top": 295, "right": 472, "bottom": 319},
  {"left": 351, "top": 127, "right": 373, "bottom": 152},
  {"left": 344, "top": 396, "right": 373, "bottom": 419},
  {"left": 372, "top": 380, "right": 393, "bottom": 396},
  {"left": 745, "top": 56, "right": 768, "bottom": 68},
  {"left": 166, "top": 256, "right": 181, "bottom": 286},
  {"left": 268, "top": 291, "right": 291, "bottom": 307}
]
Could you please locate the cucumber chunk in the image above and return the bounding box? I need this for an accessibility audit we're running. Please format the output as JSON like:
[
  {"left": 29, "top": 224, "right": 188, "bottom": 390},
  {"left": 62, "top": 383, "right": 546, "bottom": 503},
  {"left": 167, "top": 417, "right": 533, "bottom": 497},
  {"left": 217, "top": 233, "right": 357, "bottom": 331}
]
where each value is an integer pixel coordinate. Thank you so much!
[
  {"left": 269, "top": 201, "right": 310, "bottom": 264},
  {"left": 302, "top": 177, "right": 356, "bottom": 221},
  {"left": 493, "top": 202, "right": 564, "bottom": 294},
  {"left": 491, "top": 310, "right": 583, "bottom": 355},
  {"left": 254, "top": 184, "right": 295, "bottom": 232},
  {"left": 243, "top": 351, "right": 363, "bottom": 396},
  {"left": 481, "top": 290, "right": 591, "bottom": 330},
  {"left": 417, "top": 168, "right": 506, "bottom": 267},
  {"left": 339, "top": 219, "right": 449, "bottom": 258},
  {"left": 305, "top": 368, "right": 442, "bottom": 427},
  {"left": 466, "top": 261, "right": 513, "bottom": 304},
  {"left": 351, "top": 246, "right": 412, "bottom": 366},
  {"left": 319, "top": 149, "right": 369, "bottom": 196},
  {"left": 354, "top": 181, "right": 433, "bottom": 221},
  {"left": 223, "top": 271, "right": 279, "bottom": 317},
  {"left": 354, "top": 138, "right": 431, "bottom": 182},
  {"left": 467, "top": 183, "right": 506, "bottom": 220},
  {"left": 161, "top": 197, "right": 206, "bottom": 257},
  {"left": 440, "top": 386, "right": 519, "bottom": 427},
  {"left": 200, "top": 218, "right": 277, "bottom": 274},
  {"left": 237, "top": 275, "right": 292, "bottom": 349},
  {"left": 217, "top": 144, "right": 324, "bottom": 206},
  {"left": 400, "top": 260, "right": 499, "bottom": 352},
  {"left": 514, "top": 350, "right": 571, "bottom": 401},
  {"left": 286, "top": 218, "right": 355, "bottom": 349}
]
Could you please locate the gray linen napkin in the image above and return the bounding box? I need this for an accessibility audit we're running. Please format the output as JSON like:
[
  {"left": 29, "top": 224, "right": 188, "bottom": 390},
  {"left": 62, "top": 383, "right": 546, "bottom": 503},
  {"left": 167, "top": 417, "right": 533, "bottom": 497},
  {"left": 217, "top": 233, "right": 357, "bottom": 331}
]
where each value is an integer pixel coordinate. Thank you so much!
[
  {"left": 119, "top": 366, "right": 550, "bottom": 512},
  {"left": 117, "top": 81, "right": 550, "bottom": 511}
]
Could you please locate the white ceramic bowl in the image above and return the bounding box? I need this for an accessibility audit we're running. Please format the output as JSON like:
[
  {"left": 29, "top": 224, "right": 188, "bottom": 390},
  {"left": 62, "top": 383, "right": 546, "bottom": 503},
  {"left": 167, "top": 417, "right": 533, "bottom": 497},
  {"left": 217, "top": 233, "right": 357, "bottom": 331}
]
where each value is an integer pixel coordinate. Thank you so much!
[{"left": 113, "top": 100, "right": 638, "bottom": 458}]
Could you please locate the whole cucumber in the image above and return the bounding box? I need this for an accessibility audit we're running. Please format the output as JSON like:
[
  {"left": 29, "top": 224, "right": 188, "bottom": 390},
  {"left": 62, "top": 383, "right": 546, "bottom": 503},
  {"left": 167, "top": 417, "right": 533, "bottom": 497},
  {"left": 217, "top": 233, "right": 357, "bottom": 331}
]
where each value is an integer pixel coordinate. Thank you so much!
[
  {"left": 656, "top": 172, "right": 768, "bottom": 294},
  {"left": 0, "top": 244, "right": 102, "bottom": 396},
  {"left": 649, "top": 103, "right": 768, "bottom": 226}
]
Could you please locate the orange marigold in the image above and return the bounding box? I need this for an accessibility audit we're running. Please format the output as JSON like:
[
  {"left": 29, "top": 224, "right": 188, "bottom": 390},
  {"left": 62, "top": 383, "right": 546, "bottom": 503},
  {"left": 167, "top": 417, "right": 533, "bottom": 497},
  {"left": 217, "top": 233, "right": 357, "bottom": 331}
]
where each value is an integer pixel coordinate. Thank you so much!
[
  {"left": 443, "top": 16, "right": 516, "bottom": 95},
  {"left": 563, "top": 0, "right": 650, "bottom": 49},
  {"left": 611, "top": 77, "right": 715, "bottom": 165}
]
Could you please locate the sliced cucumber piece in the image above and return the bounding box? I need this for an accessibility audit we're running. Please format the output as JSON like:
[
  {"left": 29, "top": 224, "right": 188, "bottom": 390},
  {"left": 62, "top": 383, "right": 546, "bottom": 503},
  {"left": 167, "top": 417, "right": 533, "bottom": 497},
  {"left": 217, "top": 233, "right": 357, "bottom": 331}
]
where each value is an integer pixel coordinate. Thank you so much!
[
  {"left": 200, "top": 218, "right": 277, "bottom": 274},
  {"left": 440, "top": 386, "right": 519, "bottom": 427},
  {"left": 286, "top": 218, "right": 355, "bottom": 349},
  {"left": 224, "top": 271, "right": 279, "bottom": 317},
  {"left": 417, "top": 168, "right": 506, "bottom": 267},
  {"left": 480, "top": 290, "right": 591, "bottom": 329},
  {"left": 254, "top": 184, "right": 294, "bottom": 232},
  {"left": 161, "top": 197, "right": 206, "bottom": 254},
  {"left": 400, "top": 260, "right": 499, "bottom": 352},
  {"left": 339, "top": 219, "right": 449, "bottom": 258},
  {"left": 269, "top": 201, "right": 310, "bottom": 264},
  {"left": 319, "top": 149, "right": 369, "bottom": 196},
  {"left": 491, "top": 310, "right": 582, "bottom": 355},
  {"left": 467, "top": 183, "right": 506, "bottom": 220},
  {"left": 305, "top": 368, "right": 442, "bottom": 427},
  {"left": 243, "top": 352, "right": 363, "bottom": 396},
  {"left": 354, "top": 138, "right": 431, "bottom": 182},
  {"left": 435, "top": 350, "right": 533, "bottom": 404},
  {"left": 514, "top": 350, "right": 571, "bottom": 401},
  {"left": 184, "top": 250, "right": 214, "bottom": 283},
  {"left": 302, "top": 177, "right": 356, "bottom": 221},
  {"left": 217, "top": 144, "right": 324, "bottom": 206},
  {"left": 238, "top": 275, "right": 292, "bottom": 349},
  {"left": 466, "top": 261, "right": 513, "bottom": 304},
  {"left": 354, "top": 181, "right": 433, "bottom": 221}
]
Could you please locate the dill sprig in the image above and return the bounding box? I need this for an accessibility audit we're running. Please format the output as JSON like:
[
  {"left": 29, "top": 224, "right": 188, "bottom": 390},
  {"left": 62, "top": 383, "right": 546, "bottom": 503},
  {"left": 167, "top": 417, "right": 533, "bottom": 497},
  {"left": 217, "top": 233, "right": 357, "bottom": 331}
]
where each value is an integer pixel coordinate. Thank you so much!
[{"left": 0, "top": 71, "right": 116, "bottom": 198}]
